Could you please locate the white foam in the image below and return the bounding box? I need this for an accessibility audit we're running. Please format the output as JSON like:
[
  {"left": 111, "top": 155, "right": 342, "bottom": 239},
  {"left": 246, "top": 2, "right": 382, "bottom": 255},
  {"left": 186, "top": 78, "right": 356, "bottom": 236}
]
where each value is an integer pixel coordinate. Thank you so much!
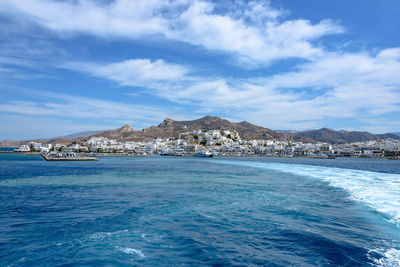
[
  {"left": 117, "top": 246, "right": 145, "bottom": 258},
  {"left": 215, "top": 160, "right": 400, "bottom": 228},
  {"left": 370, "top": 248, "right": 400, "bottom": 267},
  {"left": 88, "top": 232, "right": 113, "bottom": 239},
  {"left": 88, "top": 229, "right": 128, "bottom": 240}
]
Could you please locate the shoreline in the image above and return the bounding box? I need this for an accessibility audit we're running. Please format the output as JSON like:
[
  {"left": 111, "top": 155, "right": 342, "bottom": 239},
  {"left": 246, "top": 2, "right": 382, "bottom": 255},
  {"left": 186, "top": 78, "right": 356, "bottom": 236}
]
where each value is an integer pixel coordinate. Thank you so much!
[
  {"left": 1, "top": 151, "right": 399, "bottom": 160},
  {"left": 0, "top": 151, "right": 41, "bottom": 155}
]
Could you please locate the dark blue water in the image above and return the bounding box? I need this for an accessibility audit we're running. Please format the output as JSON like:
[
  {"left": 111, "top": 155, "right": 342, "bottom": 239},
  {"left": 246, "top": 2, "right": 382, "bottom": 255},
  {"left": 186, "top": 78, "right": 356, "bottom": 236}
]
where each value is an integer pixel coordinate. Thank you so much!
[{"left": 0, "top": 154, "right": 399, "bottom": 266}]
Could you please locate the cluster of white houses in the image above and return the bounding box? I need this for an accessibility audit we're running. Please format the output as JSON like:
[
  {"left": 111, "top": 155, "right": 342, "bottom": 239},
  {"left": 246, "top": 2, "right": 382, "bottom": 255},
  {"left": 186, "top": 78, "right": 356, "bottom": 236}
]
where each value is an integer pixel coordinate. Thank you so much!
[{"left": 15, "top": 129, "right": 400, "bottom": 158}]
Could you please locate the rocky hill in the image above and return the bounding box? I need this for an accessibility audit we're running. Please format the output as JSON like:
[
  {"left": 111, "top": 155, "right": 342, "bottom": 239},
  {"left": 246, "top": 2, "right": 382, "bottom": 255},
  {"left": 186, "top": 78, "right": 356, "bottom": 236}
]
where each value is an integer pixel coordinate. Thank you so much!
[
  {"left": 91, "top": 124, "right": 138, "bottom": 140},
  {"left": 2, "top": 116, "right": 400, "bottom": 146},
  {"left": 87, "top": 116, "right": 284, "bottom": 141},
  {"left": 63, "top": 130, "right": 105, "bottom": 140},
  {"left": 289, "top": 128, "right": 400, "bottom": 144}
]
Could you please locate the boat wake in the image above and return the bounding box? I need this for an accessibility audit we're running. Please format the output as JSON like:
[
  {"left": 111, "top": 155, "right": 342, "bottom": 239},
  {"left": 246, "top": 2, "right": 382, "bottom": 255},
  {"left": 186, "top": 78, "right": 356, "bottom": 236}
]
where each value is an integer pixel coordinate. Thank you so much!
[
  {"left": 369, "top": 247, "right": 400, "bottom": 266},
  {"left": 214, "top": 160, "right": 400, "bottom": 229},
  {"left": 214, "top": 160, "right": 400, "bottom": 266}
]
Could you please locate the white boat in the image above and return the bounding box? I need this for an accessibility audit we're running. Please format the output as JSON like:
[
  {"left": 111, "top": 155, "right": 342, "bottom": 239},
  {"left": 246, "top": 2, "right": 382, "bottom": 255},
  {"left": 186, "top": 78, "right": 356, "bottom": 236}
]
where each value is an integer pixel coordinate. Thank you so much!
[{"left": 193, "top": 151, "right": 213, "bottom": 158}]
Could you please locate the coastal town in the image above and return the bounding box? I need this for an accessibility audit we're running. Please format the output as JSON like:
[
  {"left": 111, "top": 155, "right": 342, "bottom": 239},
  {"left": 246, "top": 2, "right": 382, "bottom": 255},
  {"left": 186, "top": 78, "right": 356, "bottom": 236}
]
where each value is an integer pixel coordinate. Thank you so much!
[{"left": 13, "top": 128, "right": 400, "bottom": 159}]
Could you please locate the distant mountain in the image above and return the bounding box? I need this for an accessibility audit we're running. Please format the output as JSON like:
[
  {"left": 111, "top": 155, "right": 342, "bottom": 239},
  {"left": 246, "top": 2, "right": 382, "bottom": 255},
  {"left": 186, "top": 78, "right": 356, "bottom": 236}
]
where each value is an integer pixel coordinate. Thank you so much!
[
  {"left": 375, "top": 133, "right": 400, "bottom": 140},
  {"left": 86, "top": 116, "right": 284, "bottom": 141},
  {"left": 290, "top": 128, "right": 400, "bottom": 144},
  {"left": 275, "top": 130, "right": 300, "bottom": 134},
  {"left": 2, "top": 117, "right": 399, "bottom": 146},
  {"left": 0, "top": 137, "right": 72, "bottom": 148},
  {"left": 92, "top": 124, "right": 137, "bottom": 140},
  {"left": 63, "top": 130, "right": 105, "bottom": 140},
  {"left": 0, "top": 130, "right": 105, "bottom": 148}
]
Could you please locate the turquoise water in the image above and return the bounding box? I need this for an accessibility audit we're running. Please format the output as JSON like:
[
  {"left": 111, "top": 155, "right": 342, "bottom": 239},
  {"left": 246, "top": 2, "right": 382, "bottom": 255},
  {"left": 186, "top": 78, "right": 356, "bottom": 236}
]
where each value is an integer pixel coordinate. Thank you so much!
[{"left": 0, "top": 154, "right": 399, "bottom": 266}]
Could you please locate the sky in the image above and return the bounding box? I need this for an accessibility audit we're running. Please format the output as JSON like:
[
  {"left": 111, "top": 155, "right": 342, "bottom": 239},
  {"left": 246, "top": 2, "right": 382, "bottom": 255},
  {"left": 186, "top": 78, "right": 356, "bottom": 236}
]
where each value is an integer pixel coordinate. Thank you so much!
[{"left": 0, "top": 0, "right": 400, "bottom": 140}]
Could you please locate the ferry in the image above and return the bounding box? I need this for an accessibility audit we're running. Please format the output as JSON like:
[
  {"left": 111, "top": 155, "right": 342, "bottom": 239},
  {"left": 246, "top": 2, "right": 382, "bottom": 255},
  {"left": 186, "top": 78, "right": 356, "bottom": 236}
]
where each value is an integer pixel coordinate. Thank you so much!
[{"left": 193, "top": 151, "right": 213, "bottom": 158}]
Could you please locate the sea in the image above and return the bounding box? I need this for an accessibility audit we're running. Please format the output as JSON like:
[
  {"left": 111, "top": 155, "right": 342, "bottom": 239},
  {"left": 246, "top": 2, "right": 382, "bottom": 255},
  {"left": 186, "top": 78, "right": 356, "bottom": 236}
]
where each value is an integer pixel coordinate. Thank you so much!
[{"left": 0, "top": 153, "right": 399, "bottom": 266}]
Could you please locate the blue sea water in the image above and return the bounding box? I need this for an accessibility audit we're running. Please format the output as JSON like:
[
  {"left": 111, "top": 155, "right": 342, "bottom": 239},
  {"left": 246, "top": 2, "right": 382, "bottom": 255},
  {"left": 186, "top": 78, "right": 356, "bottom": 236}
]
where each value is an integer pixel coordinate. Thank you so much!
[{"left": 0, "top": 154, "right": 399, "bottom": 266}]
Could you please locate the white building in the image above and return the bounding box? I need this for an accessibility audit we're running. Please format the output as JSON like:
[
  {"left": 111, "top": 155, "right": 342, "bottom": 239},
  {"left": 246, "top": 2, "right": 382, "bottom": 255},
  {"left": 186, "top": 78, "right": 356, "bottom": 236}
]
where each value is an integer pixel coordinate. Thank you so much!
[{"left": 15, "top": 145, "right": 30, "bottom": 152}]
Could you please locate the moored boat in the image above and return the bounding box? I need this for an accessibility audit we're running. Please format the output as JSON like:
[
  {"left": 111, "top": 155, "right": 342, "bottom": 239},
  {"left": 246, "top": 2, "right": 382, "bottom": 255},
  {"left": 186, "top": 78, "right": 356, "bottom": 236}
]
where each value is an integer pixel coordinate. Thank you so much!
[{"left": 193, "top": 151, "right": 213, "bottom": 158}]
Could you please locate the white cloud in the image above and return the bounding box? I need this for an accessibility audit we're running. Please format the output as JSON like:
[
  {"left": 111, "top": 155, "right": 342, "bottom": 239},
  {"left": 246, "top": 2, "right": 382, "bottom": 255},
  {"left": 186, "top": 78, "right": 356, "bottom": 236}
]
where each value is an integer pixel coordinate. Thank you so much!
[
  {"left": 0, "top": 89, "right": 173, "bottom": 127},
  {"left": 2, "top": 45, "right": 400, "bottom": 133},
  {"left": 1, "top": 0, "right": 399, "bottom": 133},
  {"left": 73, "top": 48, "right": 399, "bottom": 131},
  {"left": 0, "top": 0, "right": 343, "bottom": 65},
  {"left": 66, "top": 59, "right": 189, "bottom": 87},
  {"left": 0, "top": 0, "right": 169, "bottom": 37}
]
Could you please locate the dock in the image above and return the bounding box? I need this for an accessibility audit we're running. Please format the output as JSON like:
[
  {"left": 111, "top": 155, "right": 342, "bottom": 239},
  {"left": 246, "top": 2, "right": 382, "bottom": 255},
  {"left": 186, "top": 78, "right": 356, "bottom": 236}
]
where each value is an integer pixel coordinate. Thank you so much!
[{"left": 41, "top": 153, "right": 98, "bottom": 161}]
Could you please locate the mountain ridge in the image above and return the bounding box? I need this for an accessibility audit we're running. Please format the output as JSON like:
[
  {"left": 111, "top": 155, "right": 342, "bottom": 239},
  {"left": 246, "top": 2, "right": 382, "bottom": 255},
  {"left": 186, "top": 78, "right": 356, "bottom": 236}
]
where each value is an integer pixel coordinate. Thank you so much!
[
  {"left": 287, "top": 128, "right": 400, "bottom": 144},
  {"left": 88, "top": 116, "right": 284, "bottom": 142},
  {"left": 81, "top": 116, "right": 400, "bottom": 144},
  {"left": 62, "top": 130, "right": 106, "bottom": 140},
  {"left": 1, "top": 116, "right": 400, "bottom": 146}
]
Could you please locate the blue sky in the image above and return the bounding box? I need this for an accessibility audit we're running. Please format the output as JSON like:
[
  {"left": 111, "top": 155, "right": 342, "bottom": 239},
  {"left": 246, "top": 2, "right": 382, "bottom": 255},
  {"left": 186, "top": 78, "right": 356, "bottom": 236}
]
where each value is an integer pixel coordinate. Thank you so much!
[{"left": 0, "top": 0, "right": 400, "bottom": 140}]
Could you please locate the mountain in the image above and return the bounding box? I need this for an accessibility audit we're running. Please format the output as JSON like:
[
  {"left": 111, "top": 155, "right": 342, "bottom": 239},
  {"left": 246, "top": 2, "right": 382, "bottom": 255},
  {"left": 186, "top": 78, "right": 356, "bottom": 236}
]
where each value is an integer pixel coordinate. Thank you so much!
[
  {"left": 275, "top": 130, "right": 300, "bottom": 134},
  {"left": 290, "top": 128, "right": 400, "bottom": 144},
  {"left": 0, "top": 130, "right": 106, "bottom": 147},
  {"left": 0, "top": 137, "right": 72, "bottom": 148},
  {"left": 92, "top": 124, "right": 138, "bottom": 140},
  {"left": 375, "top": 133, "right": 400, "bottom": 140},
  {"left": 62, "top": 130, "right": 105, "bottom": 140},
  {"left": 86, "top": 116, "right": 284, "bottom": 141},
  {"left": 2, "top": 117, "right": 400, "bottom": 146}
]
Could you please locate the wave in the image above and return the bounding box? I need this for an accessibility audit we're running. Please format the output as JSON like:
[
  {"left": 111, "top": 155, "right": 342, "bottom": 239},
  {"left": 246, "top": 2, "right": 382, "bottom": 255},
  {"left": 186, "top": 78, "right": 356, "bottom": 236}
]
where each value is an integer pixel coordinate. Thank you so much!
[
  {"left": 87, "top": 230, "right": 128, "bottom": 240},
  {"left": 369, "top": 247, "right": 400, "bottom": 267},
  {"left": 117, "top": 246, "right": 145, "bottom": 258},
  {"left": 214, "top": 160, "right": 400, "bottom": 229}
]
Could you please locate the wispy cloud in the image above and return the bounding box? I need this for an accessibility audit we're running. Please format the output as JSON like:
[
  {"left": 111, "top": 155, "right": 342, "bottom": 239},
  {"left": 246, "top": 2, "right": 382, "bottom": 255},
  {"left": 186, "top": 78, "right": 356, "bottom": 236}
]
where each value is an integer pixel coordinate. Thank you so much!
[
  {"left": 0, "top": 0, "right": 399, "bottom": 135},
  {"left": 0, "top": 88, "right": 174, "bottom": 128},
  {"left": 176, "top": 49, "right": 400, "bottom": 129},
  {"left": 66, "top": 49, "right": 400, "bottom": 131},
  {"left": 65, "top": 59, "right": 190, "bottom": 87},
  {"left": 0, "top": 0, "right": 343, "bottom": 65}
]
